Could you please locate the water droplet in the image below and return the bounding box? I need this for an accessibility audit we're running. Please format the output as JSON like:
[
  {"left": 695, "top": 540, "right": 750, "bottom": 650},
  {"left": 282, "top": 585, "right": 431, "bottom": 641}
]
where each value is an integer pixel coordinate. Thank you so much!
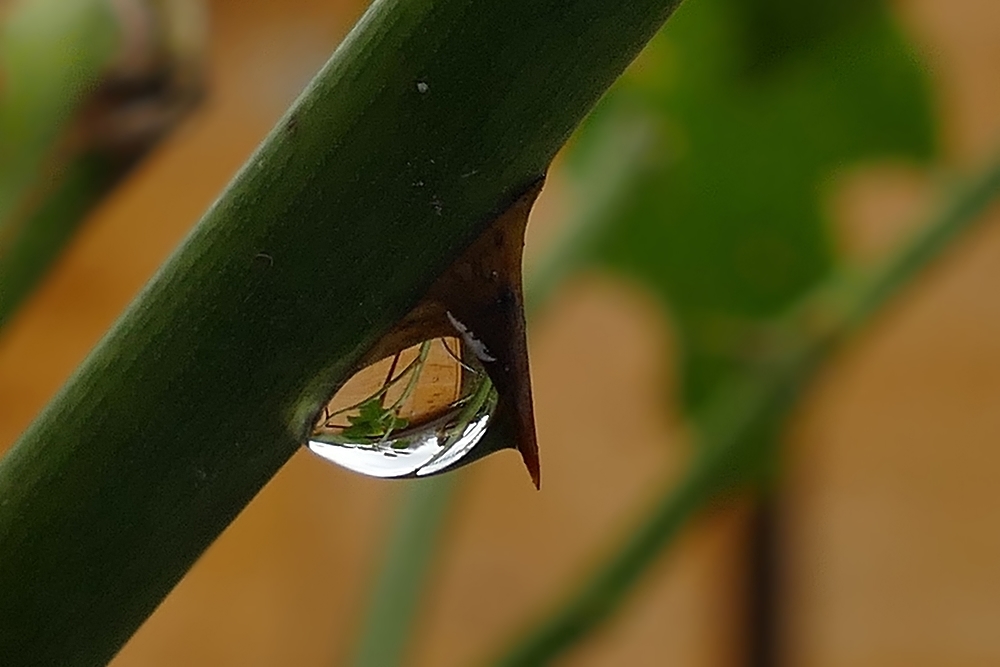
[
  {"left": 307, "top": 337, "right": 499, "bottom": 478},
  {"left": 416, "top": 81, "right": 429, "bottom": 93}
]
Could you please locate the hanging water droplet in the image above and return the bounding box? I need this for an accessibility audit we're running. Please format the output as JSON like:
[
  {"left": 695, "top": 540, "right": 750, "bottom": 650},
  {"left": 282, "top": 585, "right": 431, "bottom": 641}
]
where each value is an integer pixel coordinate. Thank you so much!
[
  {"left": 304, "top": 180, "right": 545, "bottom": 486},
  {"left": 307, "top": 337, "right": 499, "bottom": 478}
]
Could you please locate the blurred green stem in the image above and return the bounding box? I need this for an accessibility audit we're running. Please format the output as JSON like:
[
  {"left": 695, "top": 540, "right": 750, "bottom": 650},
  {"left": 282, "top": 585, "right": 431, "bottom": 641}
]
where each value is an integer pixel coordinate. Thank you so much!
[
  {"left": 0, "top": 0, "right": 205, "bottom": 329},
  {"left": 845, "top": 161, "right": 1000, "bottom": 330},
  {"left": 494, "top": 364, "right": 802, "bottom": 666},
  {"left": 0, "top": 0, "right": 118, "bottom": 232},
  {"left": 489, "top": 154, "right": 1000, "bottom": 665},
  {"left": 350, "top": 477, "right": 459, "bottom": 667},
  {"left": 0, "top": 151, "right": 121, "bottom": 326}
]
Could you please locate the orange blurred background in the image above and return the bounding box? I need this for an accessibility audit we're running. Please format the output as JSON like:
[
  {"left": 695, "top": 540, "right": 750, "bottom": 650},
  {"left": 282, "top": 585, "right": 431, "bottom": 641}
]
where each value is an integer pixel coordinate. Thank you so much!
[{"left": 1, "top": 0, "right": 1000, "bottom": 665}]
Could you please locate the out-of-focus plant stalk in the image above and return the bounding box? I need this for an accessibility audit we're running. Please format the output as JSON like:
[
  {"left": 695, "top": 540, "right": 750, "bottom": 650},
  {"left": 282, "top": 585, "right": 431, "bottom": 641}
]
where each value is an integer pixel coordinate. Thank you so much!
[
  {"left": 489, "top": 153, "right": 1000, "bottom": 666},
  {"left": 0, "top": 0, "right": 205, "bottom": 328}
]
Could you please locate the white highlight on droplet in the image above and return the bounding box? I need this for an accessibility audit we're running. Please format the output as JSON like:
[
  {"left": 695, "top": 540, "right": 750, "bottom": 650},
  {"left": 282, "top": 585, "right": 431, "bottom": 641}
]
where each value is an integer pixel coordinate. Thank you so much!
[
  {"left": 417, "top": 413, "right": 490, "bottom": 476},
  {"left": 307, "top": 397, "right": 496, "bottom": 478},
  {"left": 306, "top": 335, "right": 500, "bottom": 480},
  {"left": 416, "top": 81, "right": 429, "bottom": 93}
]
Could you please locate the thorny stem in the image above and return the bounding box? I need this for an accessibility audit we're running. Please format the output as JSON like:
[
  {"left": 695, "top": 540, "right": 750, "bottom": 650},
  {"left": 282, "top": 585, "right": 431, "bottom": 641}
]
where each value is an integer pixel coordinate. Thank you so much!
[
  {"left": 487, "top": 153, "right": 1000, "bottom": 665},
  {"left": 347, "top": 111, "right": 660, "bottom": 667},
  {"left": 0, "top": 0, "right": 687, "bottom": 661}
]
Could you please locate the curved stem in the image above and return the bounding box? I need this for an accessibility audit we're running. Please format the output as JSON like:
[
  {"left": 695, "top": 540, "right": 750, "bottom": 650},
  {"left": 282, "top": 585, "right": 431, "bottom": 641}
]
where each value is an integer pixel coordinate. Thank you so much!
[
  {"left": 486, "top": 153, "right": 1000, "bottom": 665},
  {"left": 845, "top": 159, "right": 1000, "bottom": 330},
  {"left": 490, "top": 357, "right": 802, "bottom": 666}
]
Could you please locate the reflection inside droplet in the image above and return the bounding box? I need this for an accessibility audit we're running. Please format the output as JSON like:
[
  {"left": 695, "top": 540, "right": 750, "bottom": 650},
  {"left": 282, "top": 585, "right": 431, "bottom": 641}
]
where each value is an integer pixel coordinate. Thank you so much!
[{"left": 307, "top": 337, "right": 499, "bottom": 478}]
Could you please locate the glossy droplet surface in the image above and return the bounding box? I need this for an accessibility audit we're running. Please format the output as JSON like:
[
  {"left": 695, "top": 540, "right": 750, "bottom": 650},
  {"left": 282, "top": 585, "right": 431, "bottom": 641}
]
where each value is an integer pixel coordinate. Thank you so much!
[{"left": 307, "top": 337, "right": 498, "bottom": 478}]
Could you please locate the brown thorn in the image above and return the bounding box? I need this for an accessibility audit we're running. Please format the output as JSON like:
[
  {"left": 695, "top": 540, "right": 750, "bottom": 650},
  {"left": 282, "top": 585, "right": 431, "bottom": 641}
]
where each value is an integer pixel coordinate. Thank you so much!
[{"left": 353, "top": 178, "right": 545, "bottom": 487}]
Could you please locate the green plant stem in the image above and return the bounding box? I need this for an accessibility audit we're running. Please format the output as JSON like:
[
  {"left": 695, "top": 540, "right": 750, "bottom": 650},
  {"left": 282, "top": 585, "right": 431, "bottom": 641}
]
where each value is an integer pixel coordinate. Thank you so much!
[
  {"left": 488, "top": 153, "right": 1000, "bottom": 665},
  {"left": 346, "top": 112, "right": 660, "bottom": 667},
  {"left": 0, "top": 0, "right": 684, "bottom": 663},
  {"left": 494, "top": 364, "right": 801, "bottom": 667},
  {"left": 845, "top": 160, "right": 1000, "bottom": 330}
]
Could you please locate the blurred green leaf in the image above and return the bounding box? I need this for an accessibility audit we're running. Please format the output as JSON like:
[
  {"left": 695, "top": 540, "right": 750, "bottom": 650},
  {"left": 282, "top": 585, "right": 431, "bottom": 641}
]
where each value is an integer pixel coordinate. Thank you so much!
[{"left": 575, "top": 0, "right": 937, "bottom": 410}]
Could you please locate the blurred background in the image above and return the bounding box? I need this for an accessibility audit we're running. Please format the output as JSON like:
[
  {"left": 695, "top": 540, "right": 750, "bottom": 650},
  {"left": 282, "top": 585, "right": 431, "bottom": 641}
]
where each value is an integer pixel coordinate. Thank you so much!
[{"left": 1, "top": 0, "right": 999, "bottom": 665}]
